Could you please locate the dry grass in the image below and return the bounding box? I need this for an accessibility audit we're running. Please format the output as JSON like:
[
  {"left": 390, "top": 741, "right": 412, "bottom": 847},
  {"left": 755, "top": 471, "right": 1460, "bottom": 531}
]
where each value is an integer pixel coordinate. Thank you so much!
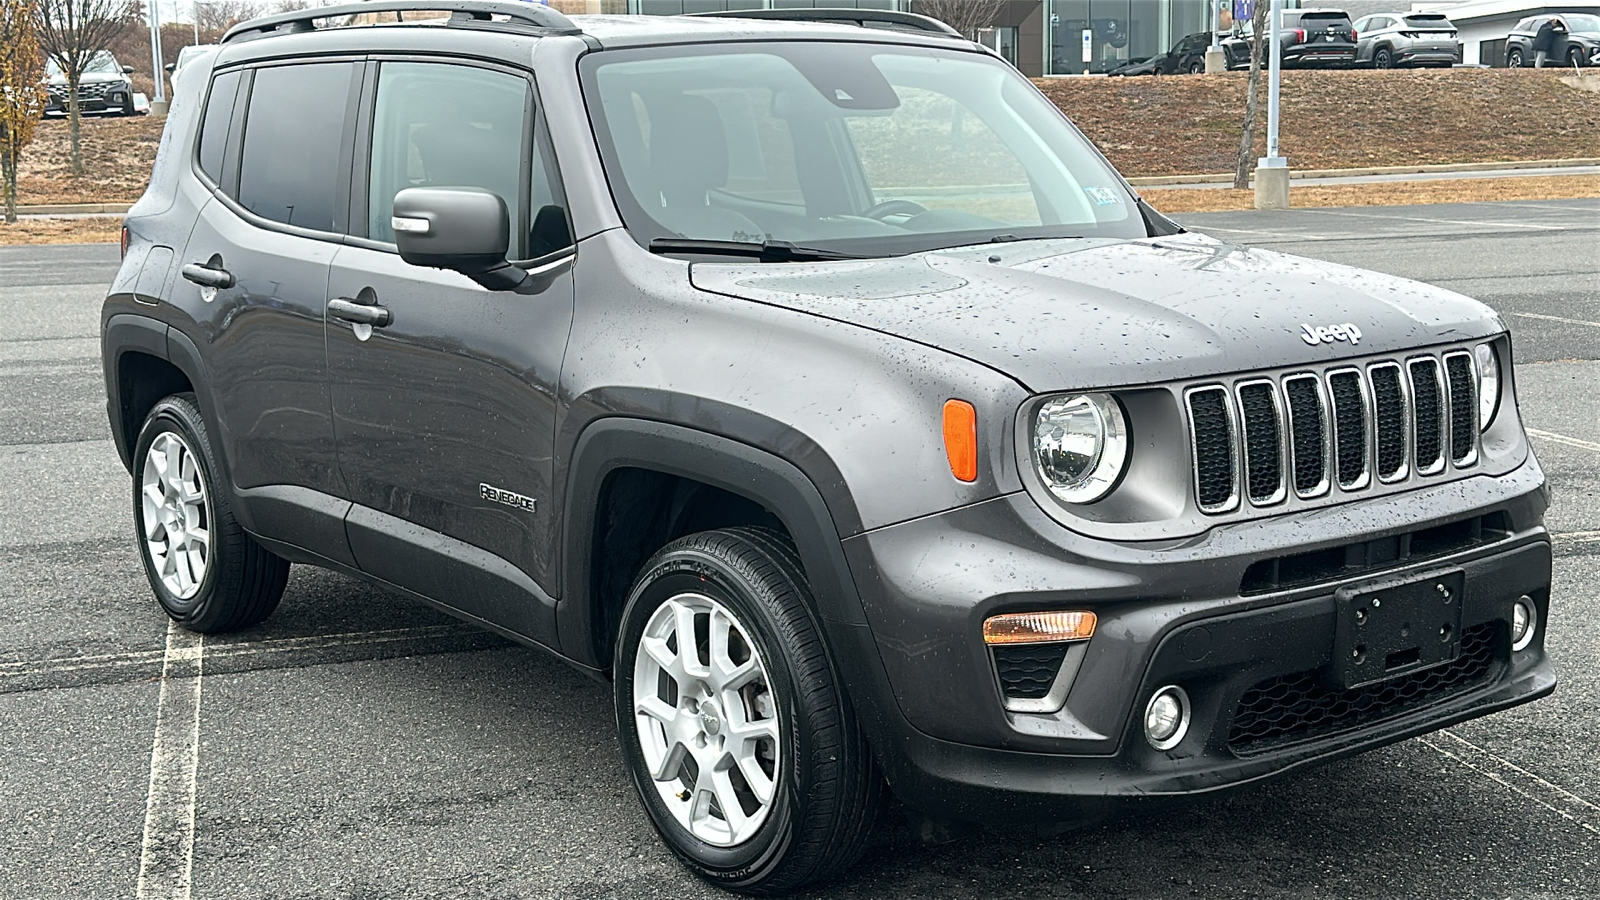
[
  {"left": 1143, "top": 174, "right": 1600, "bottom": 214},
  {"left": 1041, "top": 68, "right": 1600, "bottom": 178},
  {"left": 0, "top": 217, "right": 122, "bottom": 245},
  {"left": 15, "top": 115, "right": 163, "bottom": 206}
]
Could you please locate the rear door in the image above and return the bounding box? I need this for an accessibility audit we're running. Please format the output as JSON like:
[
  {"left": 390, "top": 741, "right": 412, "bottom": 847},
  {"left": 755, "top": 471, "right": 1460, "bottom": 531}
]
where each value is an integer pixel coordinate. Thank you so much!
[
  {"left": 176, "top": 60, "right": 362, "bottom": 561},
  {"left": 325, "top": 59, "right": 576, "bottom": 643}
]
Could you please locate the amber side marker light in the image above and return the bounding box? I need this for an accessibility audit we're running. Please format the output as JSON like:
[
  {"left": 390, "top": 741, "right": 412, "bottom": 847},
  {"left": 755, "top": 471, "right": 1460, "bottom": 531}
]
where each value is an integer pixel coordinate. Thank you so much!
[
  {"left": 983, "top": 610, "right": 1097, "bottom": 645},
  {"left": 943, "top": 399, "right": 977, "bottom": 483}
]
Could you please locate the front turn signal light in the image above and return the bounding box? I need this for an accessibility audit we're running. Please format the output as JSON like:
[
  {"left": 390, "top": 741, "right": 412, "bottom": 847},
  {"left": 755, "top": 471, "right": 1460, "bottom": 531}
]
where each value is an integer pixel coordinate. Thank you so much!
[
  {"left": 943, "top": 399, "right": 977, "bottom": 483},
  {"left": 983, "top": 610, "right": 1097, "bottom": 645}
]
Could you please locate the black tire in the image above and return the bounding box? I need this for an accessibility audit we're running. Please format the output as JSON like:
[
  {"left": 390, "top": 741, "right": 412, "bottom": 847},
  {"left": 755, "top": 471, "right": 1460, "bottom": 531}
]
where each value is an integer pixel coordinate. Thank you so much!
[
  {"left": 1570, "top": 47, "right": 1588, "bottom": 67},
  {"left": 132, "top": 393, "right": 288, "bottom": 633},
  {"left": 613, "top": 527, "right": 885, "bottom": 895},
  {"left": 1508, "top": 47, "right": 1525, "bottom": 68},
  {"left": 1186, "top": 60, "right": 1204, "bottom": 74},
  {"left": 1374, "top": 46, "right": 1394, "bottom": 69}
]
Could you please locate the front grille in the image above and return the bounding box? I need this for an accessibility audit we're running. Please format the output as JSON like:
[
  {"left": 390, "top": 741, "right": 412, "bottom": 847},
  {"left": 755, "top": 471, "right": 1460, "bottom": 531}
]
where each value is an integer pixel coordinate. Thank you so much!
[
  {"left": 1226, "top": 621, "right": 1500, "bottom": 755},
  {"left": 992, "top": 644, "right": 1068, "bottom": 701},
  {"left": 1186, "top": 347, "right": 1481, "bottom": 515}
]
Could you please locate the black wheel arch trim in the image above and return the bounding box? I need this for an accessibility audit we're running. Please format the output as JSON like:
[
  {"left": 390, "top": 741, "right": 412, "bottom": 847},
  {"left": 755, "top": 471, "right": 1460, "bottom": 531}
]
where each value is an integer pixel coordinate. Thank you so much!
[{"left": 103, "top": 311, "right": 170, "bottom": 471}]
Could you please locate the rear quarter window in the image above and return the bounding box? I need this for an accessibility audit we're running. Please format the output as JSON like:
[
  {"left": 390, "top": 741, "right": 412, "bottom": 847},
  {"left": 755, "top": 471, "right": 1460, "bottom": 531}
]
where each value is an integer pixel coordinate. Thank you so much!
[{"left": 196, "top": 70, "right": 241, "bottom": 185}]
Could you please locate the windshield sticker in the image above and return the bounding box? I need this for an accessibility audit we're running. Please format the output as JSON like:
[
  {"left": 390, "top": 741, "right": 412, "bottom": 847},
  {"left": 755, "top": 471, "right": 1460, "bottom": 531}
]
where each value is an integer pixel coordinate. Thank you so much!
[{"left": 1084, "top": 186, "right": 1122, "bottom": 206}]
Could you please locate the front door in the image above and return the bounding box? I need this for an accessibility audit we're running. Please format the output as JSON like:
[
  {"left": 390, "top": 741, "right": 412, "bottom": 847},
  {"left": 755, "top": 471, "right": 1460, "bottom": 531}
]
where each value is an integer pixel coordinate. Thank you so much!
[{"left": 325, "top": 60, "right": 576, "bottom": 642}]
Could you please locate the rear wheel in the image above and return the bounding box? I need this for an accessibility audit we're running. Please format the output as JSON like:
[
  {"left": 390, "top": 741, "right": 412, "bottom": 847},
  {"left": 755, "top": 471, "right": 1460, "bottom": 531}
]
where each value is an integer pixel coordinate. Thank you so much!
[
  {"left": 1373, "top": 46, "right": 1395, "bottom": 68},
  {"left": 133, "top": 393, "right": 288, "bottom": 633},
  {"left": 614, "top": 527, "right": 884, "bottom": 895},
  {"left": 1507, "top": 47, "right": 1525, "bottom": 68},
  {"left": 1186, "top": 60, "right": 1204, "bottom": 74}
]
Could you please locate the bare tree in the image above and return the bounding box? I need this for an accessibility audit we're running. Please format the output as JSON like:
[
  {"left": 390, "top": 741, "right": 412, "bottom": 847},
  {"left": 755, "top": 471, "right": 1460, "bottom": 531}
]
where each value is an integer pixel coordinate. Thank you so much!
[
  {"left": 915, "top": 0, "right": 1006, "bottom": 41},
  {"left": 1233, "top": 0, "right": 1268, "bottom": 190},
  {"left": 34, "top": 0, "right": 133, "bottom": 177},
  {"left": 2, "top": 0, "right": 48, "bottom": 222},
  {"left": 195, "top": 0, "right": 266, "bottom": 39}
]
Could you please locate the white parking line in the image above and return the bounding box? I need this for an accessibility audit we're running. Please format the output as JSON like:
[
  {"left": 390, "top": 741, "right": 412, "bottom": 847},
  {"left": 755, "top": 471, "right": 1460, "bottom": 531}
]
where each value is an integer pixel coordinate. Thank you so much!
[
  {"left": 1514, "top": 312, "right": 1600, "bottom": 329},
  {"left": 1421, "top": 731, "right": 1600, "bottom": 838},
  {"left": 1527, "top": 428, "right": 1600, "bottom": 454},
  {"left": 1307, "top": 208, "right": 1570, "bottom": 232},
  {"left": 136, "top": 622, "right": 204, "bottom": 900}
]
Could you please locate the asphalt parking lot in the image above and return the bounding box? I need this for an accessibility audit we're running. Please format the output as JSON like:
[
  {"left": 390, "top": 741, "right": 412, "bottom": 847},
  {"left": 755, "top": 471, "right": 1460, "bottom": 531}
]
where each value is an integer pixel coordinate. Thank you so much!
[{"left": 2, "top": 198, "right": 1596, "bottom": 899}]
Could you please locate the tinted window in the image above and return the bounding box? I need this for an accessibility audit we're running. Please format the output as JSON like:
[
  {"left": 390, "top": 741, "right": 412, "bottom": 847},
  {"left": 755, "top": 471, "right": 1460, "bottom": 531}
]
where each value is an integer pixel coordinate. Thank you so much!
[
  {"left": 367, "top": 62, "right": 528, "bottom": 250},
  {"left": 237, "top": 63, "right": 355, "bottom": 232},
  {"left": 197, "top": 70, "right": 240, "bottom": 184}
]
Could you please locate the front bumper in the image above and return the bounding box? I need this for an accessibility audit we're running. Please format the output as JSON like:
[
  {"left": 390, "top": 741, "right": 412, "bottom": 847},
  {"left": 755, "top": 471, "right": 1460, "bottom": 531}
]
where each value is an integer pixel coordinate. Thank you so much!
[{"left": 840, "top": 459, "right": 1553, "bottom": 821}]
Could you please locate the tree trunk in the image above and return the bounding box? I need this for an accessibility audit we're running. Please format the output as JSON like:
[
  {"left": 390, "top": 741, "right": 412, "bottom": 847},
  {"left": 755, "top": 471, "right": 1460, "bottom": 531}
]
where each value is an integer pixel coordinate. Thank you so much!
[
  {"left": 1233, "top": 7, "right": 1269, "bottom": 190},
  {"left": 68, "top": 71, "right": 83, "bottom": 178},
  {"left": 2, "top": 148, "right": 16, "bottom": 224}
]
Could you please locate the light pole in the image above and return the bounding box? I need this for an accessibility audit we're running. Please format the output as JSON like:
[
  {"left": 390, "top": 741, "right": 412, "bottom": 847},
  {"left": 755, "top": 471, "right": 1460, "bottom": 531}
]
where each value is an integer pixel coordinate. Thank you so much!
[
  {"left": 1255, "top": 0, "right": 1289, "bottom": 209},
  {"left": 148, "top": 0, "right": 167, "bottom": 113},
  {"left": 1205, "top": 0, "right": 1226, "bottom": 73}
]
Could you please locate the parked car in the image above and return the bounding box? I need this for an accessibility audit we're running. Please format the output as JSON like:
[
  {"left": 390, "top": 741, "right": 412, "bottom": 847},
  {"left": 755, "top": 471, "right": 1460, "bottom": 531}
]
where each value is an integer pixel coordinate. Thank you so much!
[
  {"left": 1223, "top": 8, "right": 1359, "bottom": 69},
  {"left": 1108, "top": 31, "right": 1213, "bottom": 75},
  {"left": 44, "top": 50, "right": 138, "bottom": 116},
  {"left": 110, "top": 1, "right": 1555, "bottom": 893},
  {"left": 166, "top": 43, "right": 220, "bottom": 87},
  {"left": 1505, "top": 13, "right": 1600, "bottom": 67},
  {"left": 1353, "top": 11, "right": 1462, "bottom": 68}
]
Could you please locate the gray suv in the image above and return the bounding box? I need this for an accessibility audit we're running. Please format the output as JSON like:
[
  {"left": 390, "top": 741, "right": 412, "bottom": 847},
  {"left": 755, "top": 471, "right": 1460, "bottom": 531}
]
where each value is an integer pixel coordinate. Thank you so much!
[
  {"left": 104, "top": 3, "right": 1555, "bottom": 893},
  {"left": 1353, "top": 11, "right": 1462, "bottom": 68}
]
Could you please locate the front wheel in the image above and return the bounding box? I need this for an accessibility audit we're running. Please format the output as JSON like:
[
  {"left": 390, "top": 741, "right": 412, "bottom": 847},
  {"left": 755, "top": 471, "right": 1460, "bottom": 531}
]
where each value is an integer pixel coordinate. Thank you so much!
[
  {"left": 133, "top": 393, "right": 288, "bottom": 632},
  {"left": 614, "top": 528, "right": 884, "bottom": 895},
  {"left": 1570, "top": 47, "right": 1588, "bottom": 67}
]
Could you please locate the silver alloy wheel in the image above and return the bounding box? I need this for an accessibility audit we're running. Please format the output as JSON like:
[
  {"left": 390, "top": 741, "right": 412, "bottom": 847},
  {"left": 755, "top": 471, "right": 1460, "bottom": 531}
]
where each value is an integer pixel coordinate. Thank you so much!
[
  {"left": 632, "top": 592, "right": 781, "bottom": 847},
  {"left": 140, "top": 431, "right": 212, "bottom": 600}
]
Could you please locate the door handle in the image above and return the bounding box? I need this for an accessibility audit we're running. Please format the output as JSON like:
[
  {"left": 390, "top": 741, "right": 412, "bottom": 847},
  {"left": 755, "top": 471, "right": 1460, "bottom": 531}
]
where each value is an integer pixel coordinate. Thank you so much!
[
  {"left": 328, "top": 297, "right": 392, "bottom": 327},
  {"left": 181, "top": 262, "right": 233, "bottom": 289}
]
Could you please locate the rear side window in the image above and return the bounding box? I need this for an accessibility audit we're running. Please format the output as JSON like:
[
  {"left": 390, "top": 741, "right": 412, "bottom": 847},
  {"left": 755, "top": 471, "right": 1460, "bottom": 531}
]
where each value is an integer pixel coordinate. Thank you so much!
[
  {"left": 237, "top": 62, "right": 356, "bottom": 232},
  {"left": 196, "top": 70, "right": 241, "bottom": 184}
]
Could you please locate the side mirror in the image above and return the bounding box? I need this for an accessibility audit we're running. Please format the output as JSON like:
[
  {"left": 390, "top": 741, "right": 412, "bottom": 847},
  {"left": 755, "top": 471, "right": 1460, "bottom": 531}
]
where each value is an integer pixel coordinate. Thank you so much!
[
  {"left": 164, "top": 63, "right": 176, "bottom": 73},
  {"left": 392, "top": 187, "right": 528, "bottom": 291},
  {"left": 122, "top": 65, "right": 135, "bottom": 74}
]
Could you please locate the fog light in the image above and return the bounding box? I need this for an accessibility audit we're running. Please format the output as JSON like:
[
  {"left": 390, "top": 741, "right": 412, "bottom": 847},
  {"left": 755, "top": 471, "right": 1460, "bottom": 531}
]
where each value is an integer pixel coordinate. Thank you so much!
[
  {"left": 1143, "top": 686, "right": 1190, "bottom": 751},
  {"left": 1511, "top": 597, "right": 1537, "bottom": 651}
]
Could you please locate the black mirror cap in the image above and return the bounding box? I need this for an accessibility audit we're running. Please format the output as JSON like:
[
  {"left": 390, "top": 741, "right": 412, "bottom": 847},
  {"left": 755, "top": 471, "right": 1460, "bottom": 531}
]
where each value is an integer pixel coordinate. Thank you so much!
[{"left": 393, "top": 187, "right": 512, "bottom": 270}]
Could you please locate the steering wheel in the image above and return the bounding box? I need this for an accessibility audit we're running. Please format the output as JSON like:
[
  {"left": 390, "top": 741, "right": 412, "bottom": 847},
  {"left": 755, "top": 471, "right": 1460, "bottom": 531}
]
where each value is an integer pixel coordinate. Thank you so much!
[{"left": 861, "top": 199, "right": 929, "bottom": 221}]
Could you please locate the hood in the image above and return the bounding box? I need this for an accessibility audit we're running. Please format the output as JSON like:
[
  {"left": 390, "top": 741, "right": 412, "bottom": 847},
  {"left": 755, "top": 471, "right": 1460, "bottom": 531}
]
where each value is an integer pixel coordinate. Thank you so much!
[{"left": 689, "top": 232, "right": 1503, "bottom": 393}]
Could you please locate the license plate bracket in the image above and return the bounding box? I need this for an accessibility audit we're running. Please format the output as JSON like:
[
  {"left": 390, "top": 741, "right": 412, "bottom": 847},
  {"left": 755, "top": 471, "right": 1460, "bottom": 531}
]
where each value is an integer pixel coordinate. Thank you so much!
[{"left": 1332, "top": 570, "right": 1465, "bottom": 690}]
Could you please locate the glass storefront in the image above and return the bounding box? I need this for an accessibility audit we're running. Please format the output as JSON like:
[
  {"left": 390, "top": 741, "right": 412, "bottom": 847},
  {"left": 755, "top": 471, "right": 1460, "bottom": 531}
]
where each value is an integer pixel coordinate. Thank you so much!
[{"left": 1044, "top": 0, "right": 1211, "bottom": 74}]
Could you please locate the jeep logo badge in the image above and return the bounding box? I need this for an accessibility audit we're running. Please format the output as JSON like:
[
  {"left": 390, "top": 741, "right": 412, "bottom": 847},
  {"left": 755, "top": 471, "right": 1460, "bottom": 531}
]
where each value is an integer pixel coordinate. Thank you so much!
[
  {"left": 1300, "top": 322, "right": 1363, "bottom": 347},
  {"left": 480, "top": 483, "right": 536, "bottom": 513}
]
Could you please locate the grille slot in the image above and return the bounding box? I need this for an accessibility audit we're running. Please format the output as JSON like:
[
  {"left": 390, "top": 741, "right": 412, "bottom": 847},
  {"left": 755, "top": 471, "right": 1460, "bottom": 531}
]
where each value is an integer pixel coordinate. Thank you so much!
[
  {"left": 1237, "top": 381, "right": 1285, "bottom": 505},
  {"left": 1327, "top": 369, "right": 1369, "bottom": 490},
  {"left": 1408, "top": 358, "right": 1446, "bottom": 475},
  {"left": 1444, "top": 351, "right": 1478, "bottom": 465},
  {"left": 1282, "top": 375, "right": 1328, "bottom": 498},
  {"left": 1227, "top": 622, "right": 1500, "bottom": 755},
  {"left": 1368, "top": 363, "right": 1408, "bottom": 482},
  {"left": 1187, "top": 387, "right": 1238, "bottom": 513}
]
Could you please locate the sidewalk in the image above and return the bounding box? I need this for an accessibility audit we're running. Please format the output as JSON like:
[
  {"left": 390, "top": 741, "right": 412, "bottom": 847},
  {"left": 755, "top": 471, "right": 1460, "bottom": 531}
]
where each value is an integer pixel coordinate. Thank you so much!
[{"left": 1131, "top": 158, "right": 1600, "bottom": 191}]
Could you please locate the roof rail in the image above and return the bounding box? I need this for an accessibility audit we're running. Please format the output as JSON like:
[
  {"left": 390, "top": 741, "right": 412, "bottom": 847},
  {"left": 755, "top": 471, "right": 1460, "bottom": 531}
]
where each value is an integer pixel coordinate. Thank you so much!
[
  {"left": 687, "top": 8, "right": 963, "bottom": 38},
  {"left": 221, "top": 0, "right": 580, "bottom": 45}
]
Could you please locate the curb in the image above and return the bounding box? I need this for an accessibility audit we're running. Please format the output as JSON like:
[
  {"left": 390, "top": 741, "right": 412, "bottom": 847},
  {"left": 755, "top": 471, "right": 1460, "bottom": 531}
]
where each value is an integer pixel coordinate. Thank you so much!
[
  {"left": 13, "top": 202, "right": 133, "bottom": 215},
  {"left": 1125, "top": 158, "right": 1600, "bottom": 187}
]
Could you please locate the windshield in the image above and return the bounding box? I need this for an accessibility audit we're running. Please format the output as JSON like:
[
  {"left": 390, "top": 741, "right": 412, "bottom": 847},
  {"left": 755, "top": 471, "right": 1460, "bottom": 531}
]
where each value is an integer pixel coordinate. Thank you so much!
[
  {"left": 1562, "top": 14, "right": 1600, "bottom": 31},
  {"left": 580, "top": 42, "right": 1146, "bottom": 258},
  {"left": 47, "top": 51, "right": 120, "bottom": 78},
  {"left": 177, "top": 45, "right": 210, "bottom": 65}
]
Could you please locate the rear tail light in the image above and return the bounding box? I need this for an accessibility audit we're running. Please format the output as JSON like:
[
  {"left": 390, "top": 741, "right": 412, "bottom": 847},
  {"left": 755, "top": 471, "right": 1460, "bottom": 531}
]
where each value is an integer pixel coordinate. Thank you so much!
[
  {"left": 1293, "top": 28, "right": 1306, "bottom": 43},
  {"left": 1350, "top": 29, "right": 1358, "bottom": 40},
  {"left": 120, "top": 224, "right": 130, "bottom": 259}
]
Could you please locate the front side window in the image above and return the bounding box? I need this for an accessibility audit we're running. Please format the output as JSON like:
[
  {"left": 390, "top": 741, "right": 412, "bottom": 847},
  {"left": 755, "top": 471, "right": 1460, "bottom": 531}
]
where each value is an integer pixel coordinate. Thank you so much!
[
  {"left": 237, "top": 62, "right": 355, "bottom": 232},
  {"left": 580, "top": 42, "right": 1145, "bottom": 258},
  {"left": 366, "top": 62, "right": 532, "bottom": 251}
]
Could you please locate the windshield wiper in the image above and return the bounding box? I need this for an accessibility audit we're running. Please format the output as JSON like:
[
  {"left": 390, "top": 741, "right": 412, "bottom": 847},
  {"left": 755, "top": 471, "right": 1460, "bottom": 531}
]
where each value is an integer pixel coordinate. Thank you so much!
[{"left": 648, "top": 238, "right": 867, "bottom": 263}]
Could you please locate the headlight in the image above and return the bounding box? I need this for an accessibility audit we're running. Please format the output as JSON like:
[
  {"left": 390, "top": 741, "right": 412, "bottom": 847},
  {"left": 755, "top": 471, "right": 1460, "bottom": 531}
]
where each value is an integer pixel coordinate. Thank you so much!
[
  {"left": 1032, "top": 393, "right": 1130, "bottom": 504},
  {"left": 1474, "top": 343, "right": 1500, "bottom": 431}
]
